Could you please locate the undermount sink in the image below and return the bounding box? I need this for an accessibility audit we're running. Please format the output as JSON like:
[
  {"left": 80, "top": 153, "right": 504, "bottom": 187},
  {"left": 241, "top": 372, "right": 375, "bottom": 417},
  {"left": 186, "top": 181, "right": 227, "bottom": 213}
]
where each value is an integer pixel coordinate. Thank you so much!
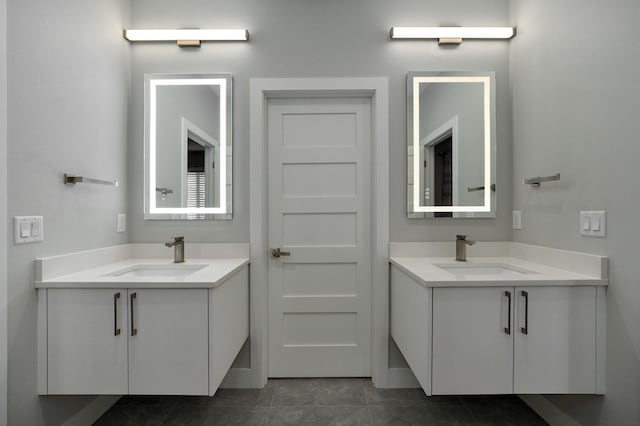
[
  {"left": 434, "top": 263, "right": 537, "bottom": 277},
  {"left": 107, "top": 264, "right": 207, "bottom": 278}
]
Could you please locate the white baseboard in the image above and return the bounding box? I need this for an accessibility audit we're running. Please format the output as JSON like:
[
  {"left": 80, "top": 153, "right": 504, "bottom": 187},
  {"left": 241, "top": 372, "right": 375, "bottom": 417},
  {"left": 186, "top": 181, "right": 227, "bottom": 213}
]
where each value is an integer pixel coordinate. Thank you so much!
[
  {"left": 387, "top": 368, "right": 420, "bottom": 388},
  {"left": 220, "top": 368, "right": 254, "bottom": 389},
  {"left": 519, "top": 395, "right": 580, "bottom": 426}
]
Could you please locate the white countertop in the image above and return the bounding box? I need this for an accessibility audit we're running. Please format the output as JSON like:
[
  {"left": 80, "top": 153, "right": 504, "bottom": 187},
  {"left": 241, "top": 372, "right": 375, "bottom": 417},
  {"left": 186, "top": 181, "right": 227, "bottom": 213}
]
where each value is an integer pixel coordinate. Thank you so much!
[
  {"left": 35, "top": 257, "right": 249, "bottom": 289},
  {"left": 390, "top": 256, "right": 608, "bottom": 287}
]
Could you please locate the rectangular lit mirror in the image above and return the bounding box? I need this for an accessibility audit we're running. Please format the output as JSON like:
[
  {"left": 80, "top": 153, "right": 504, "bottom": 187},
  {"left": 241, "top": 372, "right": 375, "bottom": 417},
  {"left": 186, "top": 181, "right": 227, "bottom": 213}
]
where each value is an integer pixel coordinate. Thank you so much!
[
  {"left": 407, "top": 71, "right": 496, "bottom": 218},
  {"left": 144, "top": 73, "right": 232, "bottom": 220}
]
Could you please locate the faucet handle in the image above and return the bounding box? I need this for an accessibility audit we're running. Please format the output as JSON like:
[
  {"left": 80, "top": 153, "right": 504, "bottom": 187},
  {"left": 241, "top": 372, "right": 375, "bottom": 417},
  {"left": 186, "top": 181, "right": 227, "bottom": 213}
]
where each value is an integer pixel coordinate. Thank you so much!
[
  {"left": 456, "top": 234, "right": 475, "bottom": 245},
  {"left": 173, "top": 236, "right": 184, "bottom": 242}
]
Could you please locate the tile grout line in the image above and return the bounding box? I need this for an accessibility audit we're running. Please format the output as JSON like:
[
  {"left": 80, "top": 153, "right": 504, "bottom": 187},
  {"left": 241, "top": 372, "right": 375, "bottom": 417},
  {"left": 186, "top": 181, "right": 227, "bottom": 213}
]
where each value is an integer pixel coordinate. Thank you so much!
[
  {"left": 453, "top": 395, "right": 480, "bottom": 425},
  {"left": 263, "top": 379, "right": 277, "bottom": 426},
  {"left": 158, "top": 402, "right": 179, "bottom": 426},
  {"left": 364, "top": 383, "right": 375, "bottom": 426},
  {"left": 460, "top": 401, "right": 481, "bottom": 426}
]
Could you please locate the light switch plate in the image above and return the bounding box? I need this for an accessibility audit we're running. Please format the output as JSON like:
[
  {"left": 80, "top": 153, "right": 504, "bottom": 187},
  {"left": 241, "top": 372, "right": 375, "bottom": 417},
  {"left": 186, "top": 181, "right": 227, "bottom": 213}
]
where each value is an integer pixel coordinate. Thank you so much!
[
  {"left": 580, "top": 211, "right": 606, "bottom": 237},
  {"left": 512, "top": 211, "right": 522, "bottom": 230},
  {"left": 117, "top": 213, "right": 126, "bottom": 233},
  {"left": 14, "top": 216, "right": 44, "bottom": 244}
]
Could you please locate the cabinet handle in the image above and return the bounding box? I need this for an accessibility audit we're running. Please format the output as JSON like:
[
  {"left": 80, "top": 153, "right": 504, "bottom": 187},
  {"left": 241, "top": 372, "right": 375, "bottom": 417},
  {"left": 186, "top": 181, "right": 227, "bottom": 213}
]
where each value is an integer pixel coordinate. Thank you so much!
[
  {"left": 113, "top": 292, "right": 121, "bottom": 336},
  {"left": 504, "top": 290, "right": 511, "bottom": 335},
  {"left": 521, "top": 290, "right": 529, "bottom": 335},
  {"left": 130, "top": 292, "right": 138, "bottom": 336}
]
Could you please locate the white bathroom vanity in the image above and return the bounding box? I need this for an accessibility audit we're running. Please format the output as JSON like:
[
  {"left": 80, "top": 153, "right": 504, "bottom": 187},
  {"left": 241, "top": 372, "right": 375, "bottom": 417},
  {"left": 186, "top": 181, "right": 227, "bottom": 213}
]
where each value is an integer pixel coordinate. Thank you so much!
[
  {"left": 390, "top": 242, "right": 607, "bottom": 396},
  {"left": 35, "top": 244, "right": 249, "bottom": 396}
]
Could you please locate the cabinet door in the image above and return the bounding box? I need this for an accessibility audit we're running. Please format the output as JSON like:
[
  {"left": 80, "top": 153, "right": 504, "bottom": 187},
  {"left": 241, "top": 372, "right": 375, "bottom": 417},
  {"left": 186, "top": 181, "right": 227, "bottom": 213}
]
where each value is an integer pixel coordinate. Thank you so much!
[
  {"left": 432, "top": 287, "right": 514, "bottom": 395},
  {"left": 514, "top": 286, "right": 596, "bottom": 394},
  {"left": 47, "top": 288, "right": 128, "bottom": 394},
  {"left": 128, "top": 289, "right": 209, "bottom": 395}
]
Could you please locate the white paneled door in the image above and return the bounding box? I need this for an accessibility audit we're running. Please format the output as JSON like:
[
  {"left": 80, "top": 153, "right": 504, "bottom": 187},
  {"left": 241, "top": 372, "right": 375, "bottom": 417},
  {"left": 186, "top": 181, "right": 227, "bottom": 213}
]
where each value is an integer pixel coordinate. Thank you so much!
[{"left": 268, "top": 97, "right": 372, "bottom": 377}]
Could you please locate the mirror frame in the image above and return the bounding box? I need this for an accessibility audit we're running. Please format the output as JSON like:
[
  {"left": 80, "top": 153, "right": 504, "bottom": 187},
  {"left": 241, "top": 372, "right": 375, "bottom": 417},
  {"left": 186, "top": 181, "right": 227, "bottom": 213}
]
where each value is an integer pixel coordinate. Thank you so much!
[
  {"left": 407, "top": 71, "right": 496, "bottom": 218},
  {"left": 144, "top": 73, "right": 232, "bottom": 220}
]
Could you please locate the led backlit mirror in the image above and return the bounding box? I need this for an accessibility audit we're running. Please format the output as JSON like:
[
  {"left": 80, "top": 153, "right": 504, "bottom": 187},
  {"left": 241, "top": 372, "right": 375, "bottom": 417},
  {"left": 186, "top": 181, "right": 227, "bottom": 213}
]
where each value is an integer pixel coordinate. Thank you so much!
[
  {"left": 144, "top": 73, "right": 232, "bottom": 219},
  {"left": 407, "top": 71, "right": 496, "bottom": 218}
]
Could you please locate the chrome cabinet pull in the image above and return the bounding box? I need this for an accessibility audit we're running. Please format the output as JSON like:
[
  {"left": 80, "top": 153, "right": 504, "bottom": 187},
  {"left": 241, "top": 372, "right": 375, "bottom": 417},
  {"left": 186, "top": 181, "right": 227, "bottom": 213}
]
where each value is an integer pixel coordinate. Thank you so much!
[
  {"left": 521, "top": 290, "right": 529, "bottom": 335},
  {"left": 271, "top": 248, "right": 291, "bottom": 258},
  {"left": 113, "top": 292, "right": 121, "bottom": 336},
  {"left": 504, "top": 290, "right": 512, "bottom": 335},
  {"left": 130, "top": 292, "right": 138, "bottom": 336}
]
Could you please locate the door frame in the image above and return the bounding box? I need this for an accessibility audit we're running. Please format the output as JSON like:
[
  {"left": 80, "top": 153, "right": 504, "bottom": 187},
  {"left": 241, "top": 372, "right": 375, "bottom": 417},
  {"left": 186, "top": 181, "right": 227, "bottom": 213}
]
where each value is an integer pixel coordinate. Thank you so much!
[
  {"left": 181, "top": 117, "right": 218, "bottom": 208},
  {"left": 421, "top": 115, "right": 459, "bottom": 208},
  {"left": 250, "top": 78, "right": 389, "bottom": 388}
]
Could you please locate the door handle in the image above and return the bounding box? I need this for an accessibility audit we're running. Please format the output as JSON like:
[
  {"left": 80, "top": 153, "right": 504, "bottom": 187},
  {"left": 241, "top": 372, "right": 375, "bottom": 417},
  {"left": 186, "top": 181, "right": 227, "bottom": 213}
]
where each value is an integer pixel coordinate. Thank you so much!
[
  {"left": 113, "top": 292, "right": 121, "bottom": 336},
  {"left": 130, "top": 292, "right": 138, "bottom": 336},
  {"left": 504, "top": 290, "right": 512, "bottom": 335},
  {"left": 520, "top": 290, "right": 529, "bottom": 335},
  {"left": 271, "top": 248, "right": 291, "bottom": 258}
]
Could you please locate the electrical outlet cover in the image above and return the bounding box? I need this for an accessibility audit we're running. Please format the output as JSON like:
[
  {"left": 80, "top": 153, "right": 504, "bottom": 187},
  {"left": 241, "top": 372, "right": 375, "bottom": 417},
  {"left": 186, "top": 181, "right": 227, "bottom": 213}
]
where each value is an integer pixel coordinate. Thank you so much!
[
  {"left": 512, "top": 211, "right": 522, "bottom": 230},
  {"left": 117, "top": 213, "right": 126, "bottom": 233}
]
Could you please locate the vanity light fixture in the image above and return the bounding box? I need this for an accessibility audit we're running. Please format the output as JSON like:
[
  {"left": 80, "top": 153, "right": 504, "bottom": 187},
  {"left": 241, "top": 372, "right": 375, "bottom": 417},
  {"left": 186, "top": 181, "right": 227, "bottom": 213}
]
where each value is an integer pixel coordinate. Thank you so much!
[
  {"left": 390, "top": 27, "right": 515, "bottom": 45},
  {"left": 124, "top": 29, "right": 249, "bottom": 47}
]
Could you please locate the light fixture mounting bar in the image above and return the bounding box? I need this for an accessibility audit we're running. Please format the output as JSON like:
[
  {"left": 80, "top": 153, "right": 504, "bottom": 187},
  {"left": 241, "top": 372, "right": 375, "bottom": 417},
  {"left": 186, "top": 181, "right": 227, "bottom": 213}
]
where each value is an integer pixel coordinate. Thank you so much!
[
  {"left": 124, "top": 29, "right": 249, "bottom": 43},
  {"left": 390, "top": 26, "right": 515, "bottom": 40}
]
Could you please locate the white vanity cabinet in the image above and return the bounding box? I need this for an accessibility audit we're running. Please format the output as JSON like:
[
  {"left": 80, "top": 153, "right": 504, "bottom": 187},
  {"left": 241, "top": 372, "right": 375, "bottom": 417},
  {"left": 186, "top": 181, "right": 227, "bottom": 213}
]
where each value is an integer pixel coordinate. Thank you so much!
[
  {"left": 512, "top": 286, "right": 599, "bottom": 394},
  {"left": 46, "top": 288, "right": 128, "bottom": 394},
  {"left": 432, "top": 286, "right": 514, "bottom": 395},
  {"left": 432, "top": 285, "right": 600, "bottom": 395},
  {"left": 38, "top": 263, "right": 249, "bottom": 396},
  {"left": 128, "top": 289, "right": 209, "bottom": 395},
  {"left": 45, "top": 288, "right": 208, "bottom": 395},
  {"left": 390, "top": 256, "right": 607, "bottom": 397}
]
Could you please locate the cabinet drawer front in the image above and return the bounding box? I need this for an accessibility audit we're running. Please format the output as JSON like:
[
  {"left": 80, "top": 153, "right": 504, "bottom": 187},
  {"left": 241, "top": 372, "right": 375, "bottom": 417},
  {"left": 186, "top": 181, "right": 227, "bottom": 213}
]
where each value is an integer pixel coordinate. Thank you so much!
[
  {"left": 128, "top": 289, "right": 209, "bottom": 395},
  {"left": 47, "top": 288, "right": 128, "bottom": 394},
  {"left": 514, "top": 286, "right": 597, "bottom": 394},
  {"left": 432, "top": 287, "right": 514, "bottom": 395}
]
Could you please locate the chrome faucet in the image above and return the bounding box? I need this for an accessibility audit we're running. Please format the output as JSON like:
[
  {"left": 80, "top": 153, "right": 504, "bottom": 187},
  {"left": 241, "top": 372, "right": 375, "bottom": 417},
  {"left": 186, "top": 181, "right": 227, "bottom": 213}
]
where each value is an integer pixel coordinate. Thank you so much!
[
  {"left": 165, "top": 236, "right": 185, "bottom": 263},
  {"left": 455, "top": 235, "right": 475, "bottom": 262}
]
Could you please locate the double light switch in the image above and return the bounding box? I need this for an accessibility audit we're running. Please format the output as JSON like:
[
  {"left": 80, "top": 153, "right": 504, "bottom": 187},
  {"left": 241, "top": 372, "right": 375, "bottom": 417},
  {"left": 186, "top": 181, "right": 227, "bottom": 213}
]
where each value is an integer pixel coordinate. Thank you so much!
[
  {"left": 580, "top": 211, "right": 606, "bottom": 237},
  {"left": 14, "top": 216, "right": 44, "bottom": 244}
]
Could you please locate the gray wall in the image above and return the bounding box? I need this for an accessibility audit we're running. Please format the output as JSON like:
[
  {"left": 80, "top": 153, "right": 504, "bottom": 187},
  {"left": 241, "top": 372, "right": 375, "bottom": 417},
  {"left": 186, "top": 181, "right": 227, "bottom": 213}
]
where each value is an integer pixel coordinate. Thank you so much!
[
  {"left": 6, "top": 0, "right": 131, "bottom": 425},
  {"left": 510, "top": 0, "right": 640, "bottom": 424},
  {"left": 128, "top": 0, "right": 513, "bottom": 243},
  {"left": 0, "top": 0, "right": 7, "bottom": 424}
]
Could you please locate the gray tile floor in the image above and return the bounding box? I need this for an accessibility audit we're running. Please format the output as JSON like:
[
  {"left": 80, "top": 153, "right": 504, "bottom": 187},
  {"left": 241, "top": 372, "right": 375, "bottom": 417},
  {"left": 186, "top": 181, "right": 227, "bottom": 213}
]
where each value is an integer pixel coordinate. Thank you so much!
[{"left": 93, "top": 378, "right": 548, "bottom": 425}]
